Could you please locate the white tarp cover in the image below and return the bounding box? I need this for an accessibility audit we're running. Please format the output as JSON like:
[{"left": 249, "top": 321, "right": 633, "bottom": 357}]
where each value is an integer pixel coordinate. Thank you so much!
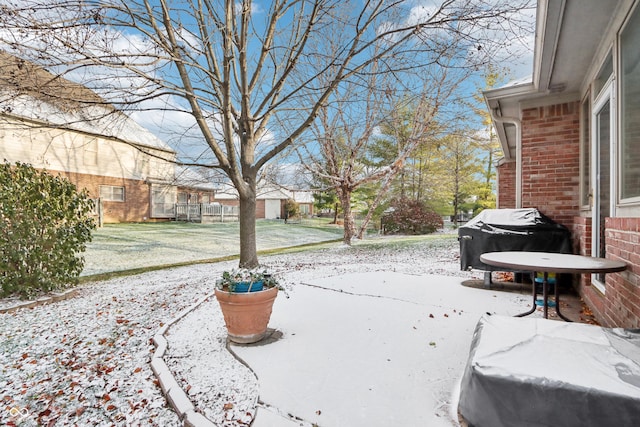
[{"left": 458, "top": 315, "right": 640, "bottom": 427}]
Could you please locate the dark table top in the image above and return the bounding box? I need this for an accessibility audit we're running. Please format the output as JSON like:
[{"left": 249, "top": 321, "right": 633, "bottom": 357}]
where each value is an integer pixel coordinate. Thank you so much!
[{"left": 480, "top": 251, "right": 628, "bottom": 274}]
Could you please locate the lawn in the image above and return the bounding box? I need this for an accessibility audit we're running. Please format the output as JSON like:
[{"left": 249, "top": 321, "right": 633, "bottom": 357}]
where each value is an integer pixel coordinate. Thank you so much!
[{"left": 81, "top": 220, "right": 344, "bottom": 277}]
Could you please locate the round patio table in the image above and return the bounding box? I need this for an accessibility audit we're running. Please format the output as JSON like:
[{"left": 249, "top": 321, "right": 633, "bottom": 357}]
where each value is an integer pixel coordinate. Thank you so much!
[{"left": 480, "top": 251, "right": 627, "bottom": 321}]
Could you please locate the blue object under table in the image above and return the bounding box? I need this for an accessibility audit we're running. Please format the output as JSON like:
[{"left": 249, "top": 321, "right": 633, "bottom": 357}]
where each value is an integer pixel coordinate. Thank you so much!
[{"left": 458, "top": 315, "right": 640, "bottom": 427}]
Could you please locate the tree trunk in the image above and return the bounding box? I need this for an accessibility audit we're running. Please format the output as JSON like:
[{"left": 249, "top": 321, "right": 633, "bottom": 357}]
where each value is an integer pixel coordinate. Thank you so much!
[
  {"left": 356, "top": 172, "right": 395, "bottom": 239},
  {"left": 338, "top": 190, "right": 355, "bottom": 245},
  {"left": 238, "top": 188, "right": 259, "bottom": 269}
]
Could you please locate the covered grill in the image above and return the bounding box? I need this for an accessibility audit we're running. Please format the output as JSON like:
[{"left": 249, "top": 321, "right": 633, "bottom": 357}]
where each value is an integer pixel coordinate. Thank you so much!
[{"left": 459, "top": 208, "right": 572, "bottom": 272}]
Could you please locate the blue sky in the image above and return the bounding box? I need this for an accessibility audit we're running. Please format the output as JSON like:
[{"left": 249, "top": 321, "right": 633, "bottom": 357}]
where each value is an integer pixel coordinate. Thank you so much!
[{"left": 0, "top": 0, "right": 537, "bottom": 177}]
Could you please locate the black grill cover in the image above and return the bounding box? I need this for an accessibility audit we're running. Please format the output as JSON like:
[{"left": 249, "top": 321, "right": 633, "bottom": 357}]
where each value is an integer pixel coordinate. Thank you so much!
[{"left": 459, "top": 208, "right": 572, "bottom": 271}]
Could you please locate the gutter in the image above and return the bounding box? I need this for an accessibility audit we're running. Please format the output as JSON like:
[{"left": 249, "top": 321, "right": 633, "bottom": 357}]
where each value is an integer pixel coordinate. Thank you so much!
[{"left": 490, "top": 108, "right": 522, "bottom": 209}]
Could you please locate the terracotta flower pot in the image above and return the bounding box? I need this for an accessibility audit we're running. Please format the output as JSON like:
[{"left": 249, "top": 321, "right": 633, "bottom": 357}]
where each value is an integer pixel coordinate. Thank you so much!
[{"left": 214, "top": 286, "right": 278, "bottom": 344}]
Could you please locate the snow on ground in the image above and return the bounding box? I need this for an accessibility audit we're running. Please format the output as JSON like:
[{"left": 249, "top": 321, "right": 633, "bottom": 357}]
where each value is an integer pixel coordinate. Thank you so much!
[
  {"left": 1, "top": 235, "right": 511, "bottom": 426},
  {"left": 1, "top": 259, "right": 233, "bottom": 426}
]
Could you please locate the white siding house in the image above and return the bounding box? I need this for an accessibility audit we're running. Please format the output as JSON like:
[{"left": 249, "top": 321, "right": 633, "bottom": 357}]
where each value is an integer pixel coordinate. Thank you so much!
[{"left": 0, "top": 51, "right": 179, "bottom": 223}]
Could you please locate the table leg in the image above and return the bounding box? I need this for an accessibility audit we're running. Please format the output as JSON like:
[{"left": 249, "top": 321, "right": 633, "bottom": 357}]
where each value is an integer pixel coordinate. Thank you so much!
[
  {"left": 554, "top": 275, "right": 572, "bottom": 322},
  {"left": 515, "top": 271, "right": 537, "bottom": 317},
  {"left": 542, "top": 272, "right": 549, "bottom": 318}
]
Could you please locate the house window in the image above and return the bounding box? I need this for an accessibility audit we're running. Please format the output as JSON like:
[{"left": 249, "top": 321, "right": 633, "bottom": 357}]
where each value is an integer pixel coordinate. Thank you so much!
[
  {"left": 151, "top": 185, "right": 176, "bottom": 218},
  {"left": 620, "top": 4, "right": 640, "bottom": 200},
  {"left": 100, "top": 185, "right": 125, "bottom": 202},
  {"left": 594, "top": 54, "right": 613, "bottom": 98},
  {"left": 178, "top": 192, "right": 199, "bottom": 203}
]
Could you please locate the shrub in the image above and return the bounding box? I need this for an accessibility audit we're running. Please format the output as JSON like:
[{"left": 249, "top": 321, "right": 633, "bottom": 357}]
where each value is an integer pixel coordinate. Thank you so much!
[
  {"left": 283, "top": 198, "right": 300, "bottom": 220},
  {"left": 381, "top": 197, "right": 443, "bottom": 235},
  {"left": 0, "top": 161, "right": 96, "bottom": 298}
]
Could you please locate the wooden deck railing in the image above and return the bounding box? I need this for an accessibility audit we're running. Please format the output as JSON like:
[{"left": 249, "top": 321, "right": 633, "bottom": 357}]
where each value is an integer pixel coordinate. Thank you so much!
[{"left": 175, "top": 203, "right": 239, "bottom": 222}]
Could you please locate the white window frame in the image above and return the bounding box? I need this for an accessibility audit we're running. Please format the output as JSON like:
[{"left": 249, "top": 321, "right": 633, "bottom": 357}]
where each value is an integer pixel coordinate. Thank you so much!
[
  {"left": 99, "top": 185, "right": 125, "bottom": 202},
  {"left": 579, "top": 91, "right": 592, "bottom": 210},
  {"left": 591, "top": 78, "right": 616, "bottom": 294},
  {"left": 151, "top": 184, "right": 177, "bottom": 218},
  {"left": 617, "top": 2, "right": 640, "bottom": 209}
]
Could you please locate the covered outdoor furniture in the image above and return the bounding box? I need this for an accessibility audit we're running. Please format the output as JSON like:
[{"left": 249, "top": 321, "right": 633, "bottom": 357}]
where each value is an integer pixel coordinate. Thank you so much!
[
  {"left": 458, "top": 315, "right": 640, "bottom": 427},
  {"left": 458, "top": 208, "right": 572, "bottom": 272}
]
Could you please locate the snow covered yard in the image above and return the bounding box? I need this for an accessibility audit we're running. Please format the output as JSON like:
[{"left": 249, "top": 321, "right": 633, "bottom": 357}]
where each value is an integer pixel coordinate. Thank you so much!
[
  {"left": 82, "top": 221, "right": 343, "bottom": 276},
  {"left": 0, "top": 260, "right": 236, "bottom": 426},
  {"left": 1, "top": 234, "right": 531, "bottom": 426}
]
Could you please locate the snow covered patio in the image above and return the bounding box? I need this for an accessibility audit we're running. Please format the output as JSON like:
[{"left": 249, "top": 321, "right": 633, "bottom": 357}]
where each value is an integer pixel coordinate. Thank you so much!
[
  {"left": 227, "top": 272, "right": 535, "bottom": 426},
  {"left": 159, "top": 239, "right": 590, "bottom": 427},
  {"left": 1, "top": 236, "right": 590, "bottom": 426}
]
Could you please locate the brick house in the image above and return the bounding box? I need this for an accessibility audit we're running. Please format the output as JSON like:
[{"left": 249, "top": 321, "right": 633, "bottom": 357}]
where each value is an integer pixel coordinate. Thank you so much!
[
  {"left": 0, "top": 51, "right": 186, "bottom": 223},
  {"left": 485, "top": 0, "right": 640, "bottom": 327}
]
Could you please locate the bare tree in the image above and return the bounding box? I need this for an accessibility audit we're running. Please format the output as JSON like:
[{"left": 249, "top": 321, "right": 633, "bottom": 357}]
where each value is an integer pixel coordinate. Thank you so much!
[
  {"left": 300, "top": 77, "right": 446, "bottom": 244},
  {"left": 297, "top": 38, "right": 490, "bottom": 244},
  {"left": 0, "top": 0, "right": 534, "bottom": 266}
]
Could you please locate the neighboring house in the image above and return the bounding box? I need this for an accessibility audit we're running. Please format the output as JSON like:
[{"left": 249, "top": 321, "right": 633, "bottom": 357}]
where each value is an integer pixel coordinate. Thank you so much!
[
  {"left": 174, "top": 165, "right": 218, "bottom": 205},
  {"left": 289, "top": 189, "right": 315, "bottom": 217},
  {"left": 484, "top": 0, "right": 640, "bottom": 327},
  {"left": 0, "top": 51, "right": 189, "bottom": 223},
  {"left": 213, "top": 184, "right": 315, "bottom": 220}
]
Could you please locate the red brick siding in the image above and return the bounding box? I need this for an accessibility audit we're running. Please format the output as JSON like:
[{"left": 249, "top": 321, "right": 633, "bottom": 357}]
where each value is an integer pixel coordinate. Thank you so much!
[
  {"left": 52, "top": 170, "right": 152, "bottom": 223},
  {"left": 256, "top": 200, "right": 266, "bottom": 219},
  {"left": 572, "top": 216, "right": 592, "bottom": 256},
  {"left": 496, "top": 161, "right": 516, "bottom": 208},
  {"left": 571, "top": 216, "right": 640, "bottom": 328},
  {"left": 520, "top": 102, "right": 580, "bottom": 229},
  {"left": 602, "top": 217, "right": 640, "bottom": 327}
]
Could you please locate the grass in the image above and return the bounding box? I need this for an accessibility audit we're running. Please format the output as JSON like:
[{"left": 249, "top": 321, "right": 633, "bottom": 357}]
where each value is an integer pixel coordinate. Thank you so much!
[
  {"left": 81, "top": 220, "right": 458, "bottom": 281},
  {"left": 81, "top": 220, "right": 344, "bottom": 278}
]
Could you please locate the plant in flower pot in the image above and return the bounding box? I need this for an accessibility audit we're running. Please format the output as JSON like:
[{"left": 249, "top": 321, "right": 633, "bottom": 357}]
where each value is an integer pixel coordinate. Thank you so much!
[{"left": 214, "top": 267, "right": 283, "bottom": 344}]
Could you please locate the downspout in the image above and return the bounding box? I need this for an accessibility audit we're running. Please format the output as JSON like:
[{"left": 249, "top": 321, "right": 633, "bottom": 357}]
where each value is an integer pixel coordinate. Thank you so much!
[{"left": 490, "top": 108, "right": 522, "bottom": 208}]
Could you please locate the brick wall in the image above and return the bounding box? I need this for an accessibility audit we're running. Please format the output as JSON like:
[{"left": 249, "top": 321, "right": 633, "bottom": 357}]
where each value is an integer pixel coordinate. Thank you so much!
[
  {"left": 520, "top": 102, "right": 580, "bottom": 229},
  {"left": 572, "top": 216, "right": 592, "bottom": 256},
  {"left": 571, "top": 216, "right": 640, "bottom": 328},
  {"left": 496, "top": 160, "right": 516, "bottom": 208},
  {"left": 54, "top": 170, "right": 152, "bottom": 223},
  {"left": 601, "top": 217, "right": 640, "bottom": 327}
]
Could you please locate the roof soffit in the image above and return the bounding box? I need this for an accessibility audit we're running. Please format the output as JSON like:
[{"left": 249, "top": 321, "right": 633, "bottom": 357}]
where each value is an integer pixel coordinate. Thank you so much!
[{"left": 484, "top": 0, "right": 622, "bottom": 152}]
